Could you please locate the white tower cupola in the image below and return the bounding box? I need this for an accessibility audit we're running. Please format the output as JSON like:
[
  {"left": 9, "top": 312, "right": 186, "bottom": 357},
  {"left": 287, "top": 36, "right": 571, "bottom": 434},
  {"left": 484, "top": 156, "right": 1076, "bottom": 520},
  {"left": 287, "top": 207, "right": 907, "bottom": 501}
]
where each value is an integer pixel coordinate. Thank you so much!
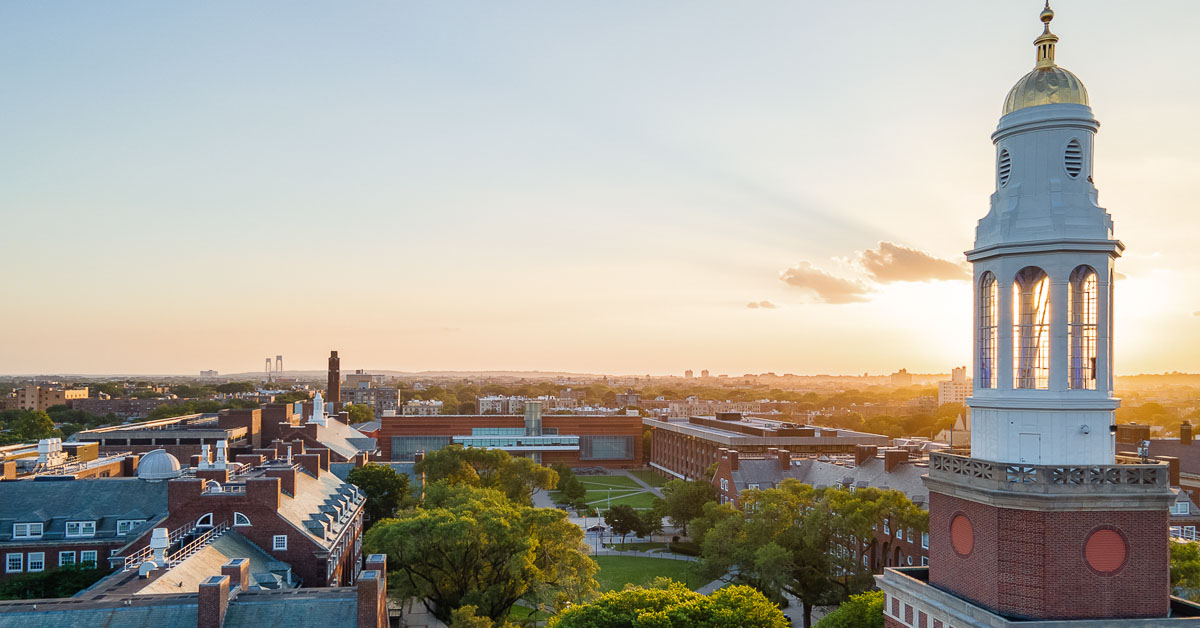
[{"left": 966, "top": 2, "right": 1121, "bottom": 466}]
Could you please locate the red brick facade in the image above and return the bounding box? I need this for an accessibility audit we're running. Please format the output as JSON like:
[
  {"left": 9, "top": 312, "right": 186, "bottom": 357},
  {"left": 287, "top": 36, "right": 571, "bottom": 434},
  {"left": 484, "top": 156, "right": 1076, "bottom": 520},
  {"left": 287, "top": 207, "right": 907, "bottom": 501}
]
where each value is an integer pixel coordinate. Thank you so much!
[
  {"left": 927, "top": 492, "right": 1169, "bottom": 620},
  {"left": 380, "top": 415, "right": 643, "bottom": 468}
]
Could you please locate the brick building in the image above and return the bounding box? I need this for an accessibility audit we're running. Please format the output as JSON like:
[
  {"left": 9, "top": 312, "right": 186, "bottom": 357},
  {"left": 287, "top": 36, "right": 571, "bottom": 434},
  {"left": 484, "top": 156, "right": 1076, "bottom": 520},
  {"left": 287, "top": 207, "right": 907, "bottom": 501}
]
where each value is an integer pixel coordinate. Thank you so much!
[
  {"left": 0, "top": 439, "right": 139, "bottom": 481},
  {"left": 876, "top": 6, "right": 1200, "bottom": 624},
  {"left": 645, "top": 412, "right": 889, "bottom": 480},
  {"left": 15, "top": 384, "right": 89, "bottom": 411},
  {"left": 381, "top": 403, "right": 642, "bottom": 468},
  {"left": 710, "top": 445, "right": 930, "bottom": 573},
  {"left": 0, "top": 554, "right": 390, "bottom": 628},
  {"left": 70, "top": 397, "right": 188, "bottom": 419}
]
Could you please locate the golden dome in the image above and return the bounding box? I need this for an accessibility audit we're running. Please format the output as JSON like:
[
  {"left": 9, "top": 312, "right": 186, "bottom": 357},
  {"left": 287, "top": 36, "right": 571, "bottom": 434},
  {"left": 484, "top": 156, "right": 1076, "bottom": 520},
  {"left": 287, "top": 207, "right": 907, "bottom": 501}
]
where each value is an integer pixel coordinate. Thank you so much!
[
  {"left": 1002, "top": 2, "right": 1089, "bottom": 115},
  {"left": 1003, "top": 66, "right": 1089, "bottom": 115}
]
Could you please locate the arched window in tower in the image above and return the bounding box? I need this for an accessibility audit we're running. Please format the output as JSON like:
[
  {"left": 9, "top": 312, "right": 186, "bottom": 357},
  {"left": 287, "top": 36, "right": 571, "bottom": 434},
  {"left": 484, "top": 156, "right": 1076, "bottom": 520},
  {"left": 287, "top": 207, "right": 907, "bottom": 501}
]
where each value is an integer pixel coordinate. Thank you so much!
[
  {"left": 1069, "top": 266, "right": 1098, "bottom": 389},
  {"left": 998, "top": 149, "right": 1012, "bottom": 187},
  {"left": 979, "top": 273, "right": 998, "bottom": 389},
  {"left": 1065, "top": 139, "right": 1083, "bottom": 178},
  {"left": 1013, "top": 267, "right": 1051, "bottom": 389}
]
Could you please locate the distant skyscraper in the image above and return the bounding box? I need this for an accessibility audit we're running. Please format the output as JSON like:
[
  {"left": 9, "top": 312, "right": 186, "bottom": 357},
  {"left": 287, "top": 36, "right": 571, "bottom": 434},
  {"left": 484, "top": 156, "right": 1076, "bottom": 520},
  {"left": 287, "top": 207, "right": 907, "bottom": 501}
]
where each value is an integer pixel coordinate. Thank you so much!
[
  {"left": 700, "top": 369, "right": 710, "bottom": 378},
  {"left": 878, "top": 6, "right": 1181, "bottom": 624},
  {"left": 684, "top": 369, "right": 694, "bottom": 379},
  {"left": 327, "top": 350, "right": 341, "bottom": 403}
]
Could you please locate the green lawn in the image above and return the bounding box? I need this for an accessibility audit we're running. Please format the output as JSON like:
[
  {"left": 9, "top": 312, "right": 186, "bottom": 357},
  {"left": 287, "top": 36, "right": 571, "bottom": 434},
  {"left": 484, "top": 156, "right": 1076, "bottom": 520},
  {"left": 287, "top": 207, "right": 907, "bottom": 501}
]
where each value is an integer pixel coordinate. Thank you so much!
[
  {"left": 596, "top": 491, "right": 657, "bottom": 509},
  {"left": 629, "top": 469, "right": 669, "bottom": 487},
  {"left": 579, "top": 476, "right": 641, "bottom": 489},
  {"left": 593, "top": 555, "right": 706, "bottom": 592}
]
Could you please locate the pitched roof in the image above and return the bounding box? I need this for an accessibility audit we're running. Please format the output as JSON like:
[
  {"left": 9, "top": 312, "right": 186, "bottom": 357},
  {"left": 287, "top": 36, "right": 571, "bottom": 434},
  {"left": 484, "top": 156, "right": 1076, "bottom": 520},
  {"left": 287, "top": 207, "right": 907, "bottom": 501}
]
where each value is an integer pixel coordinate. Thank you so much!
[
  {"left": 0, "top": 478, "right": 169, "bottom": 545},
  {"left": 311, "top": 421, "right": 376, "bottom": 461},
  {"left": 278, "top": 469, "right": 365, "bottom": 549},
  {"left": 134, "top": 532, "right": 295, "bottom": 595}
]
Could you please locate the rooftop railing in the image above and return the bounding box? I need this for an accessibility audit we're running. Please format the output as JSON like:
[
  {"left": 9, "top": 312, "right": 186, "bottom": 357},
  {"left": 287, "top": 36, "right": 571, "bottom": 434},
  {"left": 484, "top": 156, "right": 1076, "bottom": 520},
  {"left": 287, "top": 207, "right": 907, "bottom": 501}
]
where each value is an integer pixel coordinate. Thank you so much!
[{"left": 928, "top": 451, "right": 1168, "bottom": 493}]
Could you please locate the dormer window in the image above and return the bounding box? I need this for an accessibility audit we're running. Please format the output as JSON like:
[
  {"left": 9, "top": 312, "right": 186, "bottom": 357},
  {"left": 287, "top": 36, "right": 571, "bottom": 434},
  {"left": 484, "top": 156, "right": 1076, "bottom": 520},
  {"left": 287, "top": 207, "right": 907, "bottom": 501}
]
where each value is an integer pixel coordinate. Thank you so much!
[
  {"left": 116, "top": 520, "right": 146, "bottom": 536},
  {"left": 13, "top": 523, "right": 43, "bottom": 539},
  {"left": 65, "top": 521, "right": 95, "bottom": 538}
]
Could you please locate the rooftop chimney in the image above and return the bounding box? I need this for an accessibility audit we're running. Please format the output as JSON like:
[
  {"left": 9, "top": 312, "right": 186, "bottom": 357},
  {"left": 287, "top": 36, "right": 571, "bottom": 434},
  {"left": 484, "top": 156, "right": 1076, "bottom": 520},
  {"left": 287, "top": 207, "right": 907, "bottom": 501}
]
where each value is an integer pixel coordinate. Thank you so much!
[
  {"left": 198, "top": 575, "right": 230, "bottom": 628},
  {"left": 884, "top": 448, "right": 909, "bottom": 473},
  {"left": 855, "top": 445, "right": 879, "bottom": 466},
  {"left": 726, "top": 449, "right": 739, "bottom": 471},
  {"left": 150, "top": 527, "right": 170, "bottom": 567},
  {"left": 1183, "top": 421, "right": 1193, "bottom": 445},
  {"left": 221, "top": 558, "right": 250, "bottom": 592},
  {"left": 776, "top": 448, "right": 790, "bottom": 471}
]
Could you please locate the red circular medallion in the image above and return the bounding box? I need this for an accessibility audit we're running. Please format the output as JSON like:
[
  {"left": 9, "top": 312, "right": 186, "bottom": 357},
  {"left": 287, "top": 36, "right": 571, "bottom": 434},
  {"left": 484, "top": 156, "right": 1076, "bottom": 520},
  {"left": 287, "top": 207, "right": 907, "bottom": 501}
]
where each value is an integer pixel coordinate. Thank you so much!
[
  {"left": 1085, "top": 528, "right": 1128, "bottom": 574},
  {"left": 950, "top": 514, "right": 974, "bottom": 557}
]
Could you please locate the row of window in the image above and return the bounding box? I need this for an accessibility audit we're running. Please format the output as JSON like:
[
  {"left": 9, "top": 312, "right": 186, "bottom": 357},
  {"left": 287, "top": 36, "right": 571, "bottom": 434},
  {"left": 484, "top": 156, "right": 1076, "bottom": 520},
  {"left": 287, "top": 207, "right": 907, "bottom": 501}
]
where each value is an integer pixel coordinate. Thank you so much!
[
  {"left": 6, "top": 550, "right": 98, "bottom": 573},
  {"left": 12, "top": 520, "right": 146, "bottom": 540},
  {"left": 878, "top": 520, "right": 930, "bottom": 549},
  {"left": 978, "top": 266, "right": 1101, "bottom": 390}
]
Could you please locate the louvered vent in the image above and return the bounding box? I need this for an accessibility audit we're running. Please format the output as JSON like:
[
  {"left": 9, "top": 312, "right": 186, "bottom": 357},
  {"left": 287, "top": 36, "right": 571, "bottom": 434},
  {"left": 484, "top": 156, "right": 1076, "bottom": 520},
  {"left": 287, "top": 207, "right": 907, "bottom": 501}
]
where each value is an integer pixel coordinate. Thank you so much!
[
  {"left": 998, "top": 149, "right": 1012, "bottom": 187},
  {"left": 1065, "top": 139, "right": 1083, "bottom": 178}
]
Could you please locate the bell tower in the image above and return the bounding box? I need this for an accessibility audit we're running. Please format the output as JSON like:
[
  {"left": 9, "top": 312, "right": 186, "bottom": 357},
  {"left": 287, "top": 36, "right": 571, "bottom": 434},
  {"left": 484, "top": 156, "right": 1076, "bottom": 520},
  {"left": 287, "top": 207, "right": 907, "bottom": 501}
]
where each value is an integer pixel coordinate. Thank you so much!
[{"left": 877, "top": 5, "right": 1185, "bottom": 625}]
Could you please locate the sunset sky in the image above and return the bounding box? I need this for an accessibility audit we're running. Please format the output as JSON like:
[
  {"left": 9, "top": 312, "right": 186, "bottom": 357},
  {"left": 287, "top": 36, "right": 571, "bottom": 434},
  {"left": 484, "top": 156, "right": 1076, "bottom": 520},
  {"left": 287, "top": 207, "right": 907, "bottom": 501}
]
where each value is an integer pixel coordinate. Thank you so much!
[{"left": 2, "top": 1, "right": 1198, "bottom": 376}]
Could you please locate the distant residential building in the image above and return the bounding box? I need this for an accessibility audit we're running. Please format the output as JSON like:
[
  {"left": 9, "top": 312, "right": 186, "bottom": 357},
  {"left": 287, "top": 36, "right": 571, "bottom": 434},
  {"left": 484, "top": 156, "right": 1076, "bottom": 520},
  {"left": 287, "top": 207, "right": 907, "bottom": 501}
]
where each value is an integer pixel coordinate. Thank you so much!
[
  {"left": 478, "top": 395, "right": 526, "bottom": 415},
  {"left": 344, "top": 370, "right": 386, "bottom": 388},
  {"left": 559, "top": 388, "right": 586, "bottom": 402},
  {"left": 937, "top": 366, "right": 972, "bottom": 406},
  {"left": 16, "top": 384, "right": 88, "bottom": 411},
  {"left": 889, "top": 369, "right": 913, "bottom": 387},
  {"left": 905, "top": 395, "right": 937, "bottom": 413},
  {"left": 199, "top": 369, "right": 219, "bottom": 377},
  {"left": 684, "top": 369, "right": 694, "bottom": 378},
  {"left": 402, "top": 400, "right": 443, "bottom": 416},
  {"left": 665, "top": 399, "right": 761, "bottom": 418},
  {"left": 701, "top": 369, "right": 710, "bottom": 378},
  {"left": 339, "top": 378, "right": 399, "bottom": 417},
  {"left": 615, "top": 389, "right": 641, "bottom": 408},
  {"left": 72, "top": 397, "right": 187, "bottom": 419}
]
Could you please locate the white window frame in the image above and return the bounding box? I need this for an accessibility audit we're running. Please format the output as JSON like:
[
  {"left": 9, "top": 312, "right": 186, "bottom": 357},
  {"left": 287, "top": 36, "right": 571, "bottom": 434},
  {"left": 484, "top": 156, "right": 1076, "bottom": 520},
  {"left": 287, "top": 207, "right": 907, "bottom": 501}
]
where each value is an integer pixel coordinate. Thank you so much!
[
  {"left": 906, "top": 528, "right": 913, "bottom": 543},
  {"left": 59, "top": 551, "right": 75, "bottom": 567},
  {"left": 234, "top": 512, "right": 251, "bottom": 527},
  {"left": 921, "top": 556, "right": 929, "bottom": 566},
  {"left": 921, "top": 532, "right": 930, "bottom": 549},
  {"left": 13, "top": 523, "right": 44, "bottom": 539},
  {"left": 273, "top": 535, "right": 288, "bottom": 551},
  {"left": 196, "top": 513, "right": 214, "bottom": 527},
  {"left": 117, "top": 519, "right": 146, "bottom": 535},
  {"left": 883, "top": 519, "right": 890, "bottom": 535},
  {"left": 27, "top": 552, "right": 44, "bottom": 572},
  {"left": 6, "top": 553, "right": 22, "bottom": 573},
  {"left": 80, "top": 550, "right": 97, "bottom": 566},
  {"left": 65, "top": 521, "right": 96, "bottom": 538}
]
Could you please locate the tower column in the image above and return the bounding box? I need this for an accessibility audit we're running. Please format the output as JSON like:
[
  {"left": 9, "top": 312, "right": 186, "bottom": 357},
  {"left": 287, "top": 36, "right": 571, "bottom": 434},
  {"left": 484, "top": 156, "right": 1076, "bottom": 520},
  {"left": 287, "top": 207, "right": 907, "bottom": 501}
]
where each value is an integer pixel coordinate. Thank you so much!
[
  {"left": 1048, "top": 274, "right": 1069, "bottom": 392},
  {"left": 996, "top": 275, "right": 1014, "bottom": 392},
  {"left": 1095, "top": 268, "right": 1112, "bottom": 393}
]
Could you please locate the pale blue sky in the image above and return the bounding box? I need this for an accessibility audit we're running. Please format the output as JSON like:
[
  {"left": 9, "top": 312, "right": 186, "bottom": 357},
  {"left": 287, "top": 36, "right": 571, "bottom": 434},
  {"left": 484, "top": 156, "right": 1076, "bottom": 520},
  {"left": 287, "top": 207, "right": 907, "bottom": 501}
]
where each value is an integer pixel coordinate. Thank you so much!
[{"left": 2, "top": 1, "right": 1198, "bottom": 375}]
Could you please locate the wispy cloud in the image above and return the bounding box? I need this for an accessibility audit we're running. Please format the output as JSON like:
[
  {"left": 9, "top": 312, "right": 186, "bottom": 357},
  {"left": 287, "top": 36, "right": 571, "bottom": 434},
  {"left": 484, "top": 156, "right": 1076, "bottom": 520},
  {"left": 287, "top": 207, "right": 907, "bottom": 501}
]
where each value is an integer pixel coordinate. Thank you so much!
[
  {"left": 779, "top": 262, "right": 871, "bottom": 304},
  {"left": 746, "top": 300, "right": 778, "bottom": 309},
  {"left": 858, "top": 242, "right": 968, "bottom": 283}
]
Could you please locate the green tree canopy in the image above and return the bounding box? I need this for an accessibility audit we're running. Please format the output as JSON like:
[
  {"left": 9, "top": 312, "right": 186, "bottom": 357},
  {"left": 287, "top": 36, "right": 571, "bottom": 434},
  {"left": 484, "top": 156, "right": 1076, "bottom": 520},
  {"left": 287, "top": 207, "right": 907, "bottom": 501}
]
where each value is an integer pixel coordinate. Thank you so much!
[
  {"left": 415, "top": 445, "right": 557, "bottom": 505},
  {"left": 273, "top": 390, "right": 310, "bottom": 404},
  {"left": 549, "top": 578, "right": 788, "bottom": 628},
  {"left": 347, "top": 464, "right": 412, "bottom": 527},
  {"left": 345, "top": 403, "right": 375, "bottom": 423},
  {"left": 603, "top": 505, "right": 642, "bottom": 544},
  {"left": 654, "top": 478, "right": 716, "bottom": 535},
  {"left": 1172, "top": 541, "right": 1200, "bottom": 601},
  {"left": 693, "top": 481, "right": 926, "bottom": 628},
  {"left": 814, "top": 590, "right": 884, "bottom": 628},
  {"left": 215, "top": 382, "right": 256, "bottom": 394},
  {"left": 364, "top": 484, "right": 597, "bottom": 623}
]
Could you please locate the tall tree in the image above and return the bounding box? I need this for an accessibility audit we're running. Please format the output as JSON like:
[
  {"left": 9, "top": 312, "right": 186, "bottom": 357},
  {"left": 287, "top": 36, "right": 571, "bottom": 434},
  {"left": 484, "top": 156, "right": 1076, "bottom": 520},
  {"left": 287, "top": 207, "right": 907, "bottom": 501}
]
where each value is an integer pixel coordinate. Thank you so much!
[
  {"left": 344, "top": 403, "right": 375, "bottom": 423},
  {"left": 654, "top": 478, "right": 716, "bottom": 535},
  {"left": 814, "top": 590, "right": 884, "bottom": 628},
  {"left": 346, "top": 464, "right": 412, "bottom": 527},
  {"left": 694, "top": 481, "right": 926, "bottom": 628},
  {"left": 416, "top": 445, "right": 557, "bottom": 505},
  {"left": 1172, "top": 541, "right": 1200, "bottom": 601},
  {"left": 549, "top": 578, "right": 788, "bottom": 628},
  {"left": 364, "top": 484, "right": 597, "bottom": 623},
  {"left": 602, "top": 505, "right": 642, "bottom": 545}
]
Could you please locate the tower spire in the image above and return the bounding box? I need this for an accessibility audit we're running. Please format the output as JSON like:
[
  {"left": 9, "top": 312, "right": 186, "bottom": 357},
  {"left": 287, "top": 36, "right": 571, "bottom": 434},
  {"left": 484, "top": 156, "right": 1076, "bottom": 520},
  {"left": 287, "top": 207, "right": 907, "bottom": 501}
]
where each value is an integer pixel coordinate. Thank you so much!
[{"left": 1034, "top": 1, "right": 1059, "bottom": 68}]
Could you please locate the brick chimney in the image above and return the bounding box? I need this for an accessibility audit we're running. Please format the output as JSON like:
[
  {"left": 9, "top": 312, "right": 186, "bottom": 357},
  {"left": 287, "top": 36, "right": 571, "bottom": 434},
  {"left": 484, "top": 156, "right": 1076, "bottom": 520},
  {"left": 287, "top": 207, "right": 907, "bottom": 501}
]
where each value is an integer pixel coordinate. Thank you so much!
[
  {"left": 221, "top": 558, "right": 250, "bottom": 592},
  {"left": 295, "top": 454, "right": 321, "bottom": 478},
  {"left": 196, "top": 468, "right": 230, "bottom": 485},
  {"left": 726, "top": 449, "right": 739, "bottom": 471},
  {"left": 265, "top": 466, "right": 298, "bottom": 496},
  {"left": 246, "top": 477, "right": 281, "bottom": 510},
  {"left": 197, "top": 574, "right": 229, "bottom": 628},
  {"left": 855, "top": 445, "right": 878, "bottom": 466},
  {"left": 357, "top": 554, "right": 388, "bottom": 628},
  {"left": 235, "top": 454, "right": 264, "bottom": 468},
  {"left": 776, "top": 448, "right": 790, "bottom": 470},
  {"left": 884, "top": 448, "right": 909, "bottom": 472},
  {"left": 121, "top": 454, "right": 140, "bottom": 477},
  {"left": 1183, "top": 421, "right": 1193, "bottom": 445}
]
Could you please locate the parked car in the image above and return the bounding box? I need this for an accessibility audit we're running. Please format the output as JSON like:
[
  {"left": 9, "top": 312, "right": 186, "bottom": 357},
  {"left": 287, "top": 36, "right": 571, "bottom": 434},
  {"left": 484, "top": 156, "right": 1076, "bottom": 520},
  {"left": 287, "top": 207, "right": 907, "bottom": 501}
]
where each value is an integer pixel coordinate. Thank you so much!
[{"left": 586, "top": 524, "right": 607, "bottom": 532}]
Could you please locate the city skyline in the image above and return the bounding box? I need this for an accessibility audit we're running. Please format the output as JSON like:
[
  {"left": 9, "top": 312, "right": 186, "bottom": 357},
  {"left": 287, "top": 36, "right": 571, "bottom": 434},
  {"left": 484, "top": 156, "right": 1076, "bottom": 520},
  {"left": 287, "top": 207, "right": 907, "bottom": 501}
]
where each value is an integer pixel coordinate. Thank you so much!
[{"left": 3, "top": 1, "right": 1199, "bottom": 376}]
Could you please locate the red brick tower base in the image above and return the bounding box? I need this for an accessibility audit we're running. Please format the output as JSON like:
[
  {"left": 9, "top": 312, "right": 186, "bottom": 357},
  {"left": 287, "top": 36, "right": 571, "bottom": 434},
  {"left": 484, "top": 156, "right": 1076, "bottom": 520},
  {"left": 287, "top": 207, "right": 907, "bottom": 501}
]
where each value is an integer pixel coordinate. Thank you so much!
[{"left": 876, "top": 453, "right": 1193, "bottom": 627}]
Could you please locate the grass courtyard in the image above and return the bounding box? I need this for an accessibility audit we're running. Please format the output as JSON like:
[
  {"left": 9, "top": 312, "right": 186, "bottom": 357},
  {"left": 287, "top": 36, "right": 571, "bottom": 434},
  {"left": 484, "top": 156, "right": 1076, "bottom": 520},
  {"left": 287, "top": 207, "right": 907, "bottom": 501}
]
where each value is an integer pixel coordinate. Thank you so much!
[
  {"left": 552, "top": 473, "right": 659, "bottom": 510},
  {"left": 592, "top": 555, "right": 707, "bottom": 592}
]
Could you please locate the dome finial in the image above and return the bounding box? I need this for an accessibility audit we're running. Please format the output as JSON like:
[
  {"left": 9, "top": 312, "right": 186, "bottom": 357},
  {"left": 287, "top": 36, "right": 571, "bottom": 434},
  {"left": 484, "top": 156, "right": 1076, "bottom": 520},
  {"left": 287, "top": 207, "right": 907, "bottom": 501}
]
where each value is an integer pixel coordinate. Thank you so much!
[{"left": 1034, "top": 1, "right": 1059, "bottom": 68}]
